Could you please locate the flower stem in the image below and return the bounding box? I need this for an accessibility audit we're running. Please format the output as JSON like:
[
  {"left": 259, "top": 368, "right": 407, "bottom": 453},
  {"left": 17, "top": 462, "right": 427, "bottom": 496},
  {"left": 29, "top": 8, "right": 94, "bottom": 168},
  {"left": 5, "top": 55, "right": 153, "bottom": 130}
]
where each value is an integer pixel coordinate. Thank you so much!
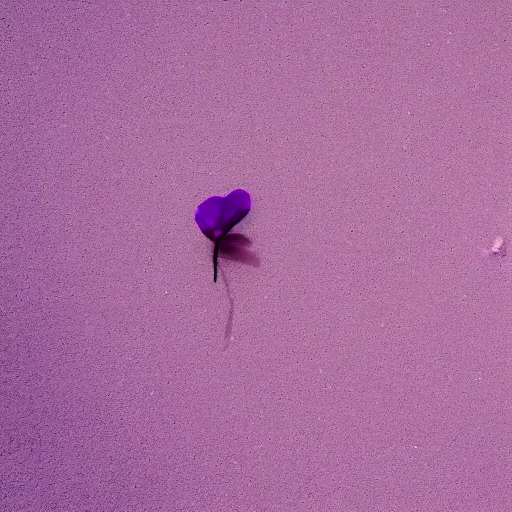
[{"left": 213, "top": 238, "right": 220, "bottom": 283}]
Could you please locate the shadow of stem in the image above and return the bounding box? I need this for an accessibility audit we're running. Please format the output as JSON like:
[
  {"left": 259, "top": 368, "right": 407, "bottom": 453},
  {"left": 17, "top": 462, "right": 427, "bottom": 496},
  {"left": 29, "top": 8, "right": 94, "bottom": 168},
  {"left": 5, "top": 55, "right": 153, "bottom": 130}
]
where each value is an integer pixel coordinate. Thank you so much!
[
  {"left": 215, "top": 233, "right": 260, "bottom": 351},
  {"left": 219, "top": 265, "right": 235, "bottom": 351}
]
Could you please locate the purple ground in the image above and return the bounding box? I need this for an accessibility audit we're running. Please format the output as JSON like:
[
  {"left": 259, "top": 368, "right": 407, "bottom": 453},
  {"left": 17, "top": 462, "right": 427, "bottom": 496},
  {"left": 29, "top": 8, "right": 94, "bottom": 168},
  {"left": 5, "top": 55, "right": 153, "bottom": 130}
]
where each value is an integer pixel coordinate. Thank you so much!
[{"left": 2, "top": 2, "right": 512, "bottom": 511}]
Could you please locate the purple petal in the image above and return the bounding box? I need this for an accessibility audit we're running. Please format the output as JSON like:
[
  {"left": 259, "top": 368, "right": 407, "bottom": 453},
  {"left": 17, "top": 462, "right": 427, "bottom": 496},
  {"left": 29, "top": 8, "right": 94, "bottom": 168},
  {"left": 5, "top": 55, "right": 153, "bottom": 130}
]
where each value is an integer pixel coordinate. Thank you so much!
[
  {"left": 194, "top": 195, "right": 224, "bottom": 241},
  {"left": 195, "top": 189, "right": 251, "bottom": 241},
  {"left": 218, "top": 189, "right": 251, "bottom": 236}
]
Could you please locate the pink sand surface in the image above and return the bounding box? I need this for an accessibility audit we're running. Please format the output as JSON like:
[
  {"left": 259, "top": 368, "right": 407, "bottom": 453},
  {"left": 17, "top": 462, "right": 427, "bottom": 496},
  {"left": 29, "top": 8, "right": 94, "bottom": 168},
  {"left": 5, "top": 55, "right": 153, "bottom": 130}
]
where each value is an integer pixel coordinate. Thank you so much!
[{"left": 2, "top": 2, "right": 512, "bottom": 511}]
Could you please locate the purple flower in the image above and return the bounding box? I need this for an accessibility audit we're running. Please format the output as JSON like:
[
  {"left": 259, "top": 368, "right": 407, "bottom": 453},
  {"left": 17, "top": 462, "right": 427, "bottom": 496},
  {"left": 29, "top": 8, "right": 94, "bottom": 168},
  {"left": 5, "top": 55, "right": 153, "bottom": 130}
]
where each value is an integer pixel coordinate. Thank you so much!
[{"left": 195, "top": 189, "right": 251, "bottom": 282}]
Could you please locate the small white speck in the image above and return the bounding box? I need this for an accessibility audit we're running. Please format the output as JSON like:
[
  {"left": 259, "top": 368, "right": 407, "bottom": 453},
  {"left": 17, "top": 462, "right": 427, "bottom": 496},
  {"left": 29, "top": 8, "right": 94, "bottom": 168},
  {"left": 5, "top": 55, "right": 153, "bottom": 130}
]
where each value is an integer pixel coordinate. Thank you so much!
[
  {"left": 164, "top": 290, "right": 168, "bottom": 295},
  {"left": 483, "top": 235, "right": 506, "bottom": 257},
  {"left": 491, "top": 236, "right": 504, "bottom": 253}
]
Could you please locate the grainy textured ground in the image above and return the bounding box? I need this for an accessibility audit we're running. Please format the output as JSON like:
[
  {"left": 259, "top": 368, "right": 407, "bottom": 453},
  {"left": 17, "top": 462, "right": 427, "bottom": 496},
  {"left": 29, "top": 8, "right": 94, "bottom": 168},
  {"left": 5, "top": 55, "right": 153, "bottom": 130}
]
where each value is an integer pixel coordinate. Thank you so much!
[{"left": 2, "top": 2, "right": 512, "bottom": 511}]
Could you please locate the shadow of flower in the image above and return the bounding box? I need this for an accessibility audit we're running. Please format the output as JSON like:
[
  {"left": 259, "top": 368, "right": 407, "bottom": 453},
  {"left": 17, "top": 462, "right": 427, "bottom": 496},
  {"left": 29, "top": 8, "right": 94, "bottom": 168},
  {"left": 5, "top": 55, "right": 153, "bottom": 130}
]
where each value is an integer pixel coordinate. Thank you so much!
[{"left": 218, "top": 233, "right": 261, "bottom": 268}]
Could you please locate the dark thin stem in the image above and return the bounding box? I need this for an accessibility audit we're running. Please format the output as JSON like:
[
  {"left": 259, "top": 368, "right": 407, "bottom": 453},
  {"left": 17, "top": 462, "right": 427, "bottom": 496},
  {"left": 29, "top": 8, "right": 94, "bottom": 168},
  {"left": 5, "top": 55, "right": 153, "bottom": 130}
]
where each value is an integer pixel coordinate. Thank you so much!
[{"left": 213, "top": 238, "right": 220, "bottom": 283}]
